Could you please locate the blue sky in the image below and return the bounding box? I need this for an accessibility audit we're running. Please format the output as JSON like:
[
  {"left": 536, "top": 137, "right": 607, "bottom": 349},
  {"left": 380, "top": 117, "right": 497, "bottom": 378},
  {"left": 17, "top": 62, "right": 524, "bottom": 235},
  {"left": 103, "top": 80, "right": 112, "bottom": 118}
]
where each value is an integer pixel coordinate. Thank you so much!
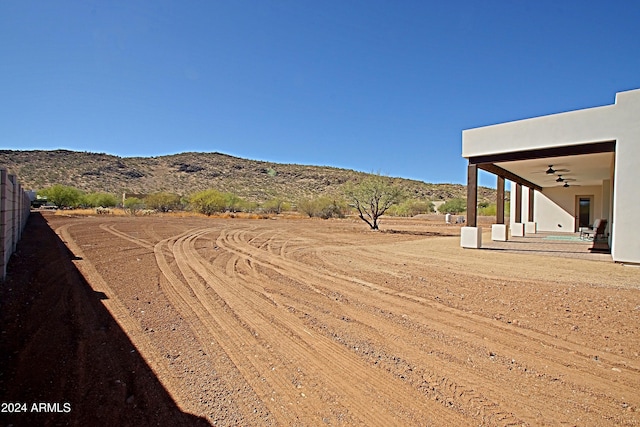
[{"left": 1, "top": 1, "right": 639, "bottom": 187}]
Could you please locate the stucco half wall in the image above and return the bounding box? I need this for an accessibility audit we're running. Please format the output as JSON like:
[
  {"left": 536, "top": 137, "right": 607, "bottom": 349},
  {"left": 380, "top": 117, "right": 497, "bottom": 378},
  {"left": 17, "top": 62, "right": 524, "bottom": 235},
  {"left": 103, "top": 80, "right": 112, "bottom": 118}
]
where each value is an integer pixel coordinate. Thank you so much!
[{"left": 461, "top": 89, "right": 640, "bottom": 264}]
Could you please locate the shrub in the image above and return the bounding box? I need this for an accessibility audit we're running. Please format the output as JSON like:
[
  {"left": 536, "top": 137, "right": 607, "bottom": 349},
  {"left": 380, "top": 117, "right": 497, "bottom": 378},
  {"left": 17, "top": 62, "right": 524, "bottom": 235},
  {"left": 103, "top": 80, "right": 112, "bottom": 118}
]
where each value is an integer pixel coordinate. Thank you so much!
[
  {"left": 262, "top": 198, "right": 290, "bottom": 214},
  {"left": 189, "top": 189, "right": 227, "bottom": 216},
  {"left": 223, "top": 192, "right": 244, "bottom": 212},
  {"left": 478, "top": 201, "right": 510, "bottom": 217},
  {"left": 39, "top": 184, "right": 84, "bottom": 208},
  {"left": 388, "top": 199, "right": 435, "bottom": 217},
  {"left": 83, "top": 192, "right": 118, "bottom": 208},
  {"left": 478, "top": 203, "right": 496, "bottom": 216},
  {"left": 145, "top": 192, "right": 181, "bottom": 212},
  {"left": 296, "top": 199, "right": 314, "bottom": 217},
  {"left": 124, "top": 197, "right": 145, "bottom": 215},
  {"left": 439, "top": 198, "right": 466, "bottom": 214},
  {"left": 296, "top": 196, "right": 347, "bottom": 219},
  {"left": 316, "top": 197, "right": 347, "bottom": 219}
]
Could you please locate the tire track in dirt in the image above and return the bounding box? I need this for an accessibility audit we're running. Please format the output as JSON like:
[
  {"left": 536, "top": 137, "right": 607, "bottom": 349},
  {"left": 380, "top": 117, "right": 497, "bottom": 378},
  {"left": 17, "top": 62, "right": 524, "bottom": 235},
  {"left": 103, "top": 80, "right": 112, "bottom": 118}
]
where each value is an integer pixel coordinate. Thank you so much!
[
  {"left": 151, "top": 232, "right": 293, "bottom": 422},
  {"left": 309, "top": 244, "right": 640, "bottom": 425},
  {"left": 214, "top": 226, "right": 640, "bottom": 425},
  {"left": 89, "top": 222, "right": 274, "bottom": 423},
  {"left": 86, "top": 218, "right": 639, "bottom": 425},
  {"left": 304, "top": 241, "right": 640, "bottom": 415},
  {"left": 216, "top": 228, "right": 533, "bottom": 425},
  {"left": 150, "top": 228, "right": 382, "bottom": 424},
  {"left": 98, "top": 221, "right": 523, "bottom": 424},
  {"left": 321, "top": 243, "right": 640, "bottom": 375},
  {"left": 224, "top": 242, "right": 534, "bottom": 426},
  {"left": 175, "top": 228, "right": 466, "bottom": 425},
  {"left": 310, "top": 238, "right": 640, "bottom": 376}
]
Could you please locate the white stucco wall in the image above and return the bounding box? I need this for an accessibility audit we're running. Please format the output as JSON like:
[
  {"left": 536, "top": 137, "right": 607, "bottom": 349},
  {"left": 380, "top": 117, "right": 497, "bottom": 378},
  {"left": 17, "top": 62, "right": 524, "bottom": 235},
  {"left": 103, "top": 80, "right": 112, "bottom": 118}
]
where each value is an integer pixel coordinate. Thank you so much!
[
  {"left": 462, "top": 100, "right": 618, "bottom": 158},
  {"left": 511, "top": 183, "right": 605, "bottom": 233},
  {"left": 610, "top": 90, "right": 640, "bottom": 263}
]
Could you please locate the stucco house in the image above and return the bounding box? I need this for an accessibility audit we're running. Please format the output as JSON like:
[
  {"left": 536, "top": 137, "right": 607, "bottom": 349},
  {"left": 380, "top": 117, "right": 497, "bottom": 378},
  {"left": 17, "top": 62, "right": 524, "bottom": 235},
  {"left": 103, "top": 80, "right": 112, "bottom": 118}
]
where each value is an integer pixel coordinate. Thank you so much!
[{"left": 460, "top": 88, "right": 640, "bottom": 264}]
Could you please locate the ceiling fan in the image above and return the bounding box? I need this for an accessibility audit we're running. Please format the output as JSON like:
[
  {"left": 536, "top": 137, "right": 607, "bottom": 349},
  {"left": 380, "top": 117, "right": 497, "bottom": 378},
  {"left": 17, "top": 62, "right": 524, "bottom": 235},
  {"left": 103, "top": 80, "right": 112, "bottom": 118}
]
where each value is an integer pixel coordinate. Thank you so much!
[
  {"left": 555, "top": 175, "right": 578, "bottom": 187},
  {"left": 545, "top": 165, "right": 570, "bottom": 175}
]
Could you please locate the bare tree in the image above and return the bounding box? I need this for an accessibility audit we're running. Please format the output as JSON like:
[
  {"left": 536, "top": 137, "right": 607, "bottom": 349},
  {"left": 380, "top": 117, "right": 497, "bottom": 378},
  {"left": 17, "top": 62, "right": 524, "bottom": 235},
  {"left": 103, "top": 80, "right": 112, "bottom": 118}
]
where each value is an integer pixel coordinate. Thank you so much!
[{"left": 345, "top": 174, "right": 404, "bottom": 230}]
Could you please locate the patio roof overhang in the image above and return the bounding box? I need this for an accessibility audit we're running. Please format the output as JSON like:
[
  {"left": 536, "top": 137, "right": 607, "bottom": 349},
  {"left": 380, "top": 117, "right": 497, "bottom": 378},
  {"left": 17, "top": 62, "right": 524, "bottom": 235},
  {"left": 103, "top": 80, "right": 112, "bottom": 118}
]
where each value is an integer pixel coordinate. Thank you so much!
[
  {"left": 468, "top": 140, "right": 616, "bottom": 192},
  {"left": 464, "top": 140, "right": 616, "bottom": 228}
]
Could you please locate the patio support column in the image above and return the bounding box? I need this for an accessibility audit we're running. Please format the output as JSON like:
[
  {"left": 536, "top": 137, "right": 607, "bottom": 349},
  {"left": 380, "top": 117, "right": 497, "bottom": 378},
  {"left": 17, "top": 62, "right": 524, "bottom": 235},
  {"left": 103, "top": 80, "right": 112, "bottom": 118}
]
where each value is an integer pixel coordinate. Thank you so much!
[
  {"left": 524, "top": 187, "right": 537, "bottom": 234},
  {"left": 461, "top": 163, "right": 482, "bottom": 248},
  {"left": 514, "top": 183, "right": 522, "bottom": 224},
  {"left": 496, "top": 175, "right": 505, "bottom": 224},
  {"left": 466, "top": 164, "right": 478, "bottom": 227},
  {"left": 528, "top": 188, "right": 534, "bottom": 222},
  {"left": 491, "top": 175, "right": 509, "bottom": 241}
]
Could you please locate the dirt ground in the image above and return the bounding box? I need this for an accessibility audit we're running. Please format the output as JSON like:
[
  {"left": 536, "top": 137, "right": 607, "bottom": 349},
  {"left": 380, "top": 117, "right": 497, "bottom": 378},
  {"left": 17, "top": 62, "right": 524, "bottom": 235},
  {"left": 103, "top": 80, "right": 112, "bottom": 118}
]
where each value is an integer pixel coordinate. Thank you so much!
[{"left": 1, "top": 211, "right": 639, "bottom": 426}]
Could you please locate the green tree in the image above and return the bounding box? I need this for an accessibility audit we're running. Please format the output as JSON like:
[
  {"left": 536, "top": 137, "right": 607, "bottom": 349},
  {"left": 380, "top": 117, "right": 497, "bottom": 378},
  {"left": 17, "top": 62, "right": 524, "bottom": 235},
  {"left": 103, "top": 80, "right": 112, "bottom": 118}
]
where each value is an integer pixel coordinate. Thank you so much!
[
  {"left": 145, "top": 192, "right": 181, "bottom": 212},
  {"left": 189, "top": 189, "right": 228, "bottom": 216},
  {"left": 262, "top": 198, "right": 289, "bottom": 214},
  {"left": 388, "top": 199, "right": 435, "bottom": 217},
  {"left": 478, "top": 202, "right": 496, "bottom": 216},
  {"left": 83, "top": 192, "right": 118, "bottom": 208},
  {"left": 296, "top": 198, "right": 315, "bottom": 217},
  {"left": 237, "top": 199, "right": 259, "bottom": 213},
  {"left": 478, "top": 201, "right": 510, "bottom": 217},
  {"left": 39, "top": 184, "right": 83, "bottom": 208},
  {"left": 439, "top": 198, "right": 467, "bottom": 214},
  {"left": 124, "top": 197, "right": 145, "bottom": 215},
  {"left": 223, "top": 192, "right": 244, "bottom": 212},
  {"left": 344, "top": 175, "right": 404, "bottom": 230},
  {"left": 296, "top": 197, "right": 346, "bottom": 219},
  {"left": 317, "top": 197, "right": 347, "bottom": 219}
]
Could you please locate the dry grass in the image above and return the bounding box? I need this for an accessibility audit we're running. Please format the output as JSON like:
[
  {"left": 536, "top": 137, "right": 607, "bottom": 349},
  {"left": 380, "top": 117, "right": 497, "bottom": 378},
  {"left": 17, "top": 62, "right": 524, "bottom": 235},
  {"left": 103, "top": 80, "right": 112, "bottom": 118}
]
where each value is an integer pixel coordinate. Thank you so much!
[{"left": 53, "top": 208, "right": 280, "bottom": 220}]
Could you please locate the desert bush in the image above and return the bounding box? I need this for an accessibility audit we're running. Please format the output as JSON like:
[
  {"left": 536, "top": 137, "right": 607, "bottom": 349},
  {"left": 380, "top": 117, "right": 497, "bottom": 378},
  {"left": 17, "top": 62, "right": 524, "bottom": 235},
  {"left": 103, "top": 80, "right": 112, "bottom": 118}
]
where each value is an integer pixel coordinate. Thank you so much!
[
  {"left": 189, "top": 189, "right": 247, "bottom": 215},
  {"left": 439, "top": 197, "right": 467, "bottom": 214},
  {"left": 83, "top": 192, "right": 118, "bottom": 208},
  {"left": 223, "top": 192, "right": 244, "bottom": 212},
  {"left": 388, "top": 199, "right": 434, "bottom": 217},
  {"left": 261, "top": 198, "right": 290, "bottom": 214},
  {"left": 296, "top": 198, "right": 316, "bottom": 218},
  {"left": 478, "top": 201, "right": 510, "bottom": 217},
  {"left": 124, "top": 197, "right": 145, "bottom": 215},
  {"left": 478, "top": 203, "right": 496, "bottom": 216},
  {"left": 145, "top": 192, "right": 181, "bottom": 212},
  {"left": 316, "top": 197, "right": 347, "bottom": 219},
  {"left": 39, "top": 184, "right": 84, "bottom": 208},
  {"left": 296, "top": 196, "right": 346, "bottom": 219},
  {"left": 189, "top": 189, "right": 227, "bottom": 216},
  {"left": 237, "top": 200, "right": 259, "bottom": 213}
]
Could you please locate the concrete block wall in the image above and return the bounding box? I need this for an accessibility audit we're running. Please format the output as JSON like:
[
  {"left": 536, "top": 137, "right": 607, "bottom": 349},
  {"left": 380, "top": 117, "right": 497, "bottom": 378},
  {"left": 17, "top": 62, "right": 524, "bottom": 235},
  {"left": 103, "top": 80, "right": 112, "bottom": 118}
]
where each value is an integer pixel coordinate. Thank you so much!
[{"left": 1, "top": 169, "right": 31, "bottom": 281}]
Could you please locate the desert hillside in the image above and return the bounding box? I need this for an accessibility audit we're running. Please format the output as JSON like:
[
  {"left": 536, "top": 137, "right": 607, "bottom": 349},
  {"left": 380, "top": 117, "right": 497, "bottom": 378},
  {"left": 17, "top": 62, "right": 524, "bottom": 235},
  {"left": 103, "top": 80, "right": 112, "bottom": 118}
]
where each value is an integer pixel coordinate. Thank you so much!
[{"left": 0, "top": 150, "right": 495, "bottom": 203}]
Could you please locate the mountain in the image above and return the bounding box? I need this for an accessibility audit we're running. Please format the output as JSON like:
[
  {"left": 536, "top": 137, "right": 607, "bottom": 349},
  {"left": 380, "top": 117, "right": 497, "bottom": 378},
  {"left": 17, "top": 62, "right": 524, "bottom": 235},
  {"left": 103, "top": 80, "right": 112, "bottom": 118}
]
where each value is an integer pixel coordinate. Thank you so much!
[{"left": 0, "top": 150, "right": 496, "bottom": 203}]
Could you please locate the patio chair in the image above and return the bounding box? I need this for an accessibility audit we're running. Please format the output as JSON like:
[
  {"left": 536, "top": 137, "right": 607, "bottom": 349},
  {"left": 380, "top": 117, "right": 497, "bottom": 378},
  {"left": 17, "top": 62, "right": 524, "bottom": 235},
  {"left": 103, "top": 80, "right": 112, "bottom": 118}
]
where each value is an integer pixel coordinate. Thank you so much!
[{"left": 580, "top": 219, "right": 607, "bottom": 241}]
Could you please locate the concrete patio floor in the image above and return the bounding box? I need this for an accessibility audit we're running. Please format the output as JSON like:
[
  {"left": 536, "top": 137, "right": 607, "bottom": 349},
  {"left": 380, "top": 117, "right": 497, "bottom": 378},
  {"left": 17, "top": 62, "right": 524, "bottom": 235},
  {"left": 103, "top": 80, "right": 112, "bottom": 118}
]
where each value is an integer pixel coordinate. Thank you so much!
[{"left": 481, "top": 231, "right": 613, "bottom": 262}]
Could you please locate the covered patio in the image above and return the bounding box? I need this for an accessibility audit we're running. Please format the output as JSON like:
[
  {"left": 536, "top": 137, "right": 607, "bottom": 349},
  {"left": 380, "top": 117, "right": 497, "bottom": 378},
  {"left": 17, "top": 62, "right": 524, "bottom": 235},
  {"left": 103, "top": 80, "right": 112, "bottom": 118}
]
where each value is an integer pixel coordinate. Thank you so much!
[{"left": 461, "top": 88, "right": 640, "bottom": 264}]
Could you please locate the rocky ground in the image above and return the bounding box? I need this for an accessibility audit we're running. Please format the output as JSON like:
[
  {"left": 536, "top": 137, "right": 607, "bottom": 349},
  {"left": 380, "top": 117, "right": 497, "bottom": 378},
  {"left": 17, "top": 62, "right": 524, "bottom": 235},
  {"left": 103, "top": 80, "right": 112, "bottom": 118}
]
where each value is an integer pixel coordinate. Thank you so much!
[{"left": 1, "top": 211, "right": 639, "bottom": 426}]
